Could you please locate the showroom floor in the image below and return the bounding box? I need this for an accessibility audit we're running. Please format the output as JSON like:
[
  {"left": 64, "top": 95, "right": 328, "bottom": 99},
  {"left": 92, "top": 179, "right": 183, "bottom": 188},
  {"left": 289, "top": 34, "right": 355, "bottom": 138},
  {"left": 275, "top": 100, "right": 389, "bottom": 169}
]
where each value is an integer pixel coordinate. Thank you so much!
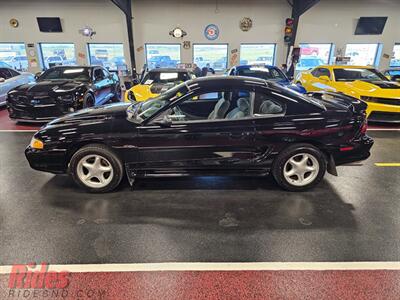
[{"left": 0, "top": 107, "right": 399, "bottom": 298}]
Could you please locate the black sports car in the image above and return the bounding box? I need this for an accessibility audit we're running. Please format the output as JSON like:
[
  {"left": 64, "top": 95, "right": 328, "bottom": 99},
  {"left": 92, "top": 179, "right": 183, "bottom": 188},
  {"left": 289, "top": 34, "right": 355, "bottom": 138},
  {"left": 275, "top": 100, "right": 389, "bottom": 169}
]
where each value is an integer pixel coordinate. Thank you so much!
[
  {"left": 25, "top": 76, "right": 373, "bottom": 193},
  {"left": 7, "top": 66, "right": 120, "bottom": 122}
]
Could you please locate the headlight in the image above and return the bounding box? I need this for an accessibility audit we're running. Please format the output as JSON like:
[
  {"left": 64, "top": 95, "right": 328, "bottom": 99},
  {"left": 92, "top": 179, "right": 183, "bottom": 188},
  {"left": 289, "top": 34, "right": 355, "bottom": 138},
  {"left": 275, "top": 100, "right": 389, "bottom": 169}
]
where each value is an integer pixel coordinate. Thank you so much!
[
  {"left": 57, "top": 94, "right": 75, "bottom": 102},
  {"left": 30, "top": 137, "right": 44, "bottom": 150}
]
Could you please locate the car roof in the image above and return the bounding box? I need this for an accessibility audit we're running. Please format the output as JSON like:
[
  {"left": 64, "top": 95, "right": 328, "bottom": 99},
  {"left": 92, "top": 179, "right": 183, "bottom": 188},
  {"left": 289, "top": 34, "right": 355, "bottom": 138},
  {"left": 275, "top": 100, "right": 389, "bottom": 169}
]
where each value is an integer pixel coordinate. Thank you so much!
[
  {"left": 186, "top": 75, "right": 269, "bottom": 88},
  {"left": 317, "top": 65, "right": 376, "bottom": 69},
  {"left": 234, "top": 64, "right": 277, "bottom": 70},
  {"left": 49, "top": 65, "right": 93, "bottom": 70},
  {"left": 148, "top": 68, "right": 189, "bottom": 73}
]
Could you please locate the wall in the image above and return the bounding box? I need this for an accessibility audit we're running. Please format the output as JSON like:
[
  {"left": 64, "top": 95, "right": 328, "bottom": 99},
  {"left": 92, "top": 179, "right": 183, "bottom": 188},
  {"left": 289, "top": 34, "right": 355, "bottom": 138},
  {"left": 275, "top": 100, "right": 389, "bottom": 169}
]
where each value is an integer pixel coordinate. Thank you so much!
[
  {"left": 296, "top": 0, "right": 400, "bottom": 69},
  {"left": 0, "top": 0, "right": 129, "bottom": 73},
  {"left": 0, "top": 0, "right": 399, "bottom": 72},
  {"left": 132, "top": 0, "right": 291, "bottom": 71}
]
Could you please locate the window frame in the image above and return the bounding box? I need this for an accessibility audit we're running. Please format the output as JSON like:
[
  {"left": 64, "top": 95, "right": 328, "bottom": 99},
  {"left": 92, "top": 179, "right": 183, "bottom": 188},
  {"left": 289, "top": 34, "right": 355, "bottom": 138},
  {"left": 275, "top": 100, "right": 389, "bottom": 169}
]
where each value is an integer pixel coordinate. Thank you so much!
[
  {"left": 239, "top": 43, "right": 277, "bottom": 66},
  {"left": 0, "top": 42, "right": 28, "bottom": 71},
  {"left": 87, "top": 43, "right": 125, "bottom": 70},
  {"left": 192, "top": 43, "right": 229, "bottom": 71},
  {"left": 38, "top": 42, "right": 76, "bottom": 70},
  {"left": 344, "top": 43, "right": 381, "bottom": 67},
  {"left": 389, "top": 43, "right": 400, "bottom": 67},
  {"left": 144, "top": 43, "right": 181, "bottom": 70},
  {"left": 298, "top": 43, "right": 334, "bottom": 65}
]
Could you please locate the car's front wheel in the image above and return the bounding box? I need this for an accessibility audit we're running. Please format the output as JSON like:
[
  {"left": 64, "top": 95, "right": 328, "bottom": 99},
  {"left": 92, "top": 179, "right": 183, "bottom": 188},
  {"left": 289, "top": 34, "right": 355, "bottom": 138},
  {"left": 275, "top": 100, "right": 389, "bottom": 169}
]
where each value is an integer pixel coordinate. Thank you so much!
[
  {"left": 69, "top": 144, "right": 124, "bottom": 193},
  {"left": 272, "top": 144, "right": 326, "bottom": 191}
]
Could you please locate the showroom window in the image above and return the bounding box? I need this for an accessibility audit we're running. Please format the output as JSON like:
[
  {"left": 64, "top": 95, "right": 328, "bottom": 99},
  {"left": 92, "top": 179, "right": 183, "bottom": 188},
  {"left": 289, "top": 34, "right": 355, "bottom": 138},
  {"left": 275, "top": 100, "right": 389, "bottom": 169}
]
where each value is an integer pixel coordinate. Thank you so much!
[
  {"left": 239, "top": 44, "right": 276, "bottom": 66},
  {"left": 145, "top": 44, "right": 181, "bottom": 70},
  {"left": 0, "top": 43, "right": 28, "bottom": 71},
  {"left": 297, "top": 43, "right": 334, "bottom": 71},
  {"left": 193, "top": 44, "right": 228, "bottom": 71},
  {"left": 345, "top": 43, "right": 381, "bottom": 67},
  {"left": 390, "top": 44, "right": 400, "bottom": 67},
  {"left": 88, "top": 43, "right": 126, "bottom": 71},
  {"left": 39, "top": 43, "right": 76, "bottom": 69}
]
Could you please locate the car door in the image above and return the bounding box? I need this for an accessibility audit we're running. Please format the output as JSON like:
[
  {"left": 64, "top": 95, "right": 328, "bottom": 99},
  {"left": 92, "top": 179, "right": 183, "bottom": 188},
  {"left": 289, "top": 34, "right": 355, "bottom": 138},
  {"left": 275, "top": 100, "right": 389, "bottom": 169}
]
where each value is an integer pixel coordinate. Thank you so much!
[
  {"left": 93, "top": 68, "right": 108, "bottom": 104},
  {"left": 130, "top": 87, "right": 258, "bottom": 175}
]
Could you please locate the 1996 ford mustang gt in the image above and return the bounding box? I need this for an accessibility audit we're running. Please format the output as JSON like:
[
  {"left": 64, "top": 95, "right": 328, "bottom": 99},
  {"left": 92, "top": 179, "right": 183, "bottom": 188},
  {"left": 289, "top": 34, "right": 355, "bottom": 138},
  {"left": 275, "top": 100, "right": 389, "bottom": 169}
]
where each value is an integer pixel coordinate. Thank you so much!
[{"left": 25, "top": 76, "right": 373, "bottom": 193}]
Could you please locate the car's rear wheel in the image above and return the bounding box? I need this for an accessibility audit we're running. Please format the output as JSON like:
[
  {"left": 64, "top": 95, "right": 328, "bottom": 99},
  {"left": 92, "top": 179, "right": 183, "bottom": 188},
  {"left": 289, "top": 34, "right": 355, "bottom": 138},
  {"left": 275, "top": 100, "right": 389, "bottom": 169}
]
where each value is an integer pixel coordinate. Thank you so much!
[
  {"left": 272, "top": 143, "right": 326, "bottom": 191},
  {"left": 69, "top": 144, "right": 123, "bottom": 193}
]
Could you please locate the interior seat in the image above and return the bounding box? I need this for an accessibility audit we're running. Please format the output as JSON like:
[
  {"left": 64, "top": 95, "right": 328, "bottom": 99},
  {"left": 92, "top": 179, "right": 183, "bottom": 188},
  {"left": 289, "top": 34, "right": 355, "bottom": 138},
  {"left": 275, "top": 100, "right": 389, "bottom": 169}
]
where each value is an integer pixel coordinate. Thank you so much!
[
  {"left": 226, "top": 98, "right": 250, "bottom": 119},
  {"left": 258, "top": 100, "right": 283, "bottom": 115},
  {"left": 208, "top": 94, "right": 231, "bottom": 120}
]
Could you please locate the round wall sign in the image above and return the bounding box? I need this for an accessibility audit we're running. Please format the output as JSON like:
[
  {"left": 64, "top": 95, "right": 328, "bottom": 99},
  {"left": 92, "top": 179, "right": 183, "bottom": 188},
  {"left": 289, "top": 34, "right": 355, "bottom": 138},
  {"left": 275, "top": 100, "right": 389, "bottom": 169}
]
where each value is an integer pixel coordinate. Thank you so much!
[{"left": 204, "top": 24, "right": 219, "bottom": 40}]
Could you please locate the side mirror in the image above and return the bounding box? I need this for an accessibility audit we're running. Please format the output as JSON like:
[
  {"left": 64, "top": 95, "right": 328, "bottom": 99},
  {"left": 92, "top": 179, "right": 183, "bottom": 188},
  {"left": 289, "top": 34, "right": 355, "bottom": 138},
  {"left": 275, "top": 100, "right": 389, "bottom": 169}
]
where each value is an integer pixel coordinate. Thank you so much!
[
  {"left": 319, "top": 75, "right": 330, "bottom": 82},
  {"left": 154, "top": 115, "right": 172, "bottom": 127},
  {"left": 0, "top": 77, "right": 5, "bottom": 83}
]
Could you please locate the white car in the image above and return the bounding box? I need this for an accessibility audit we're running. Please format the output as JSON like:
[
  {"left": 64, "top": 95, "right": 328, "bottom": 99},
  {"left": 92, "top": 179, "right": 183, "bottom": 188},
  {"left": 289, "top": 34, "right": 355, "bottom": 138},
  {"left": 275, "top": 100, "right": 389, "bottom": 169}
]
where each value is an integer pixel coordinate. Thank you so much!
[{"left": 0, "top": 67, "right": 35, "bottom": 105}]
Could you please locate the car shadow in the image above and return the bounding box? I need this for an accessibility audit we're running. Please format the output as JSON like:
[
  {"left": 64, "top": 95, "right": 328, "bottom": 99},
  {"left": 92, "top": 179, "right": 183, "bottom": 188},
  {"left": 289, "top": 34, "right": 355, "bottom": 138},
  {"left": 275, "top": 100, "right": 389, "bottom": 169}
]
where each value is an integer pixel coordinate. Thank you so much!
[{"left": 40, "top": 175, "right": 357, "bottom": 232}]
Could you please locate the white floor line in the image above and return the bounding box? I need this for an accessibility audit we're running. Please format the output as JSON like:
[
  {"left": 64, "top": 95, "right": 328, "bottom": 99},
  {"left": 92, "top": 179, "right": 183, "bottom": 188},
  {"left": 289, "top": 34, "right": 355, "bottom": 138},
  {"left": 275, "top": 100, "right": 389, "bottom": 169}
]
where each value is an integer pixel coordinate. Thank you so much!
[
  {"left": 1, "top": 261, "right": 400, "bottom": 274},
  {"left": 368, "top": 128, "right": 400, "bottom": 131}
]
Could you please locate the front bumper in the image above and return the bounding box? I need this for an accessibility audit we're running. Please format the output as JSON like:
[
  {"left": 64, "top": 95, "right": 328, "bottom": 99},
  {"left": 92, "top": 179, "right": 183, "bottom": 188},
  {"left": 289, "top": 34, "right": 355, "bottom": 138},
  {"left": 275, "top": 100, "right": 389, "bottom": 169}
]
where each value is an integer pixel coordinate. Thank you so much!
[
  {"left": 365, "top": 101, "right": 400, "bottom": 123},
  {"left": 25, "top": 146, "right": 68, "bottom": 174},
  {"left": 7, "top": 94, "right": 77, "bottom": 122},
  {"left": 333, "top": 135, "right": 374, "bottom": 166}
]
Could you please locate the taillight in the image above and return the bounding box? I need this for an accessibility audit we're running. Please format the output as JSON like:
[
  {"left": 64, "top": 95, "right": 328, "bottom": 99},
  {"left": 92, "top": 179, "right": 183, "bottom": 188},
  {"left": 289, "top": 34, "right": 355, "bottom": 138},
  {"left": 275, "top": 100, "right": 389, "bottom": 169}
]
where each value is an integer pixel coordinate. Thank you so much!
[{"left": 361, "top": 120, "right": 368, "bottom": 135}]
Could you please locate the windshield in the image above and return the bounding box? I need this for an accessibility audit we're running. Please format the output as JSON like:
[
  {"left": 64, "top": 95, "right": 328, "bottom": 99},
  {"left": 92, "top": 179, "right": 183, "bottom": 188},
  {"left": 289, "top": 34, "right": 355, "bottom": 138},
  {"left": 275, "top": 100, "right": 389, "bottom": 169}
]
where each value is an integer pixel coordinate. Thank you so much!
[
  {"left": 141, "top": 71, "right": 191, "bottom": 85},
  {"left": 237, "top": 67, "right": 286, "bottom": 81},
  {"left": 38, "top": 67, "right": 91, "bottom": 81},
  {"left": 127, "top": 82, "right": 188, "bottom": 123},
  {"left": 334, "top": 68, "right": 387, "bottom": 82}
]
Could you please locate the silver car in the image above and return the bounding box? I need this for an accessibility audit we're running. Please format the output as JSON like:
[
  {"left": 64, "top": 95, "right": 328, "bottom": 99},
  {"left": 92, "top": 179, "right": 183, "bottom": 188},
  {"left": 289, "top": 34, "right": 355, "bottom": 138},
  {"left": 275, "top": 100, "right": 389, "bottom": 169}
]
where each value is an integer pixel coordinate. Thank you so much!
[{"left": 0, "top": 67, "right": 35, "bottom": 105}]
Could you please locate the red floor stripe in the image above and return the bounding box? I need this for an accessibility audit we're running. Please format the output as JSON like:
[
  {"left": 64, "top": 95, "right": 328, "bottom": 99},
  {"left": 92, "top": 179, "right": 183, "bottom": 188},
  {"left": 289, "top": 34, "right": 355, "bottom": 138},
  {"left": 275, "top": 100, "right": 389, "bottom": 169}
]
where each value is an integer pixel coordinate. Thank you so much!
[
  {"left": 1, "top": 270, "right": 400, "bottom": 299},
  {"left": 0, "top": 108, "right": 39, "bottom": 131}
]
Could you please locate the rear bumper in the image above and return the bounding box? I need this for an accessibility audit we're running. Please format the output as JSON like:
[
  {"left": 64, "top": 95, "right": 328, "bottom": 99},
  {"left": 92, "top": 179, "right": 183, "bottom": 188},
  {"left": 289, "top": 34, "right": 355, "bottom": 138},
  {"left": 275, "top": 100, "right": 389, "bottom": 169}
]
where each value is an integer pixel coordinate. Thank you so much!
[{"left": 333, "top": 135, "right": 374, "bottom": 166}]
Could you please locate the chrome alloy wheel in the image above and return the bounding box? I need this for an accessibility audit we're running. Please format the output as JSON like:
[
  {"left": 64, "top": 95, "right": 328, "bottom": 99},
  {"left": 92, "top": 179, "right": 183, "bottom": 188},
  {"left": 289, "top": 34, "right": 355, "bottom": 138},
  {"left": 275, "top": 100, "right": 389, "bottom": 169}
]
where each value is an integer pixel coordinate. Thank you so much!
[
  {"left": 76, "top": 154, "right": 114, "bottom": 188},
  {"left": 283, "top": 153, "right": 319, "bottom": 187}
]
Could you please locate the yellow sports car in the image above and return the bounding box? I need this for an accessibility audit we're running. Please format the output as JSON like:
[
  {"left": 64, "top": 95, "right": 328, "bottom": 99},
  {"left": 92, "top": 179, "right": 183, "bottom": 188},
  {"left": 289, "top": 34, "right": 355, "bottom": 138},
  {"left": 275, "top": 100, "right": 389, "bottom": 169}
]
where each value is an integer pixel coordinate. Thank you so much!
[
  {"left": 296, "top": 65, "right": 400, "bottom": 123},
  {"left": 124, "top": 68, "right": 195, "bottom": 102}
]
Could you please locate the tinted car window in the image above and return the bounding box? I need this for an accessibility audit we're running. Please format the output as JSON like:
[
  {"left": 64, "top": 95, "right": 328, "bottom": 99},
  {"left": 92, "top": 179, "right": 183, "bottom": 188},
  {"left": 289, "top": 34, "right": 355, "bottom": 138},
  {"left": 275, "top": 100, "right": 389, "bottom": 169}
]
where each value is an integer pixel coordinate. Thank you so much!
[
  {"left": 333, "top": 68, "right": 387, "bottom": 82},
  {"left": 0, "top": 68, "right": 12, "bottom": 79},
  {"left": 94, "top": 69, "right": 104, "bottom": 80},
  {"left": 39, "top": 68, "right": 91, "bottom": 81},
  {"left": 236, "top": 67, "right": 285, "bottom": 80},
  {"left": 9, "top": 69, "right": 20, "bottom": 77},
  {"left": 253, "top": 92, "right": 285, "bottom": 116}
]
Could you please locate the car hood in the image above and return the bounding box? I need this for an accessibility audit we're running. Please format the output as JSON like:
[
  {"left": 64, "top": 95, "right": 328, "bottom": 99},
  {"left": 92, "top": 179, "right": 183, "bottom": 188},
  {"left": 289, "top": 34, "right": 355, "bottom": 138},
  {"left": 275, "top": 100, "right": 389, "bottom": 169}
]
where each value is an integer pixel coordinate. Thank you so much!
[
  {"left": 11, "top": 80, "right": 86, "bottom": 94},
  {"left": 46, "top": 102, "right": 130, "bottom": 126},
  {"left": 343, "top": 80, "right": 400, "bottom": 97}
]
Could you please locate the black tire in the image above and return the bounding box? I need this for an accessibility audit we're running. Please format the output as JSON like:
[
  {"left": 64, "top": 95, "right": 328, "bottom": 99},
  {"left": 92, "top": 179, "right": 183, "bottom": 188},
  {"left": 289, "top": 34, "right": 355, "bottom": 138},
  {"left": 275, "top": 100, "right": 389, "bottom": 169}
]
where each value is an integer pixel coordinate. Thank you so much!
[
  {"left": 69, "top": 144, "right": 124, "bottom": 193},
  {"left": 272, "top": 143, "right": 326, "bottom": 191},
  {"left": 111, "top": 85, "right": 122, "bottom": 103},
  {"left": 83, "top": 93, "right": 95, "bottom": 108}
]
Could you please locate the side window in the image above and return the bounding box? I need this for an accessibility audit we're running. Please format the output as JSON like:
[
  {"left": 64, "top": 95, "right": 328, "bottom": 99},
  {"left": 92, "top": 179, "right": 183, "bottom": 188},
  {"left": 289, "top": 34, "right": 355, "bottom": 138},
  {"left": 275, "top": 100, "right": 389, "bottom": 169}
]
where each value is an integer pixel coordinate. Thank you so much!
[
  {"left": 311, "top": 68, "right": 321, "bottom": 77},
  {"left": 253, "top": 92, "right": 285, "bottom": 117},
  {"left": 318, "top": 68, "right": 331, "bottom": 78},
  {"left": 167, "top": 89, "right": 253, "bottom": 122},
  {"left": 102, "top": 68, "right": 110, "bottom": 78},
  {"left": 0, "top": 68, "right": 12, "bottom": 79},
  {"left": 9, "top": 69, "right": 19, "bottom": 77},
  {"left": 94, "top": 69, "right": 104, "bottom": 80}
]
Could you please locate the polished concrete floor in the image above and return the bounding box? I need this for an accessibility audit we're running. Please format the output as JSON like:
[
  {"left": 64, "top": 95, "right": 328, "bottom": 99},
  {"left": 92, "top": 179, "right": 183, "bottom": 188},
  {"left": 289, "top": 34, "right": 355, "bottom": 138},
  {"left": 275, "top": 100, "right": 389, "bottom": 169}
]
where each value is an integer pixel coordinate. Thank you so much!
[{"left": 0, "top": 131, "right": 399, "bottom": 265}]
